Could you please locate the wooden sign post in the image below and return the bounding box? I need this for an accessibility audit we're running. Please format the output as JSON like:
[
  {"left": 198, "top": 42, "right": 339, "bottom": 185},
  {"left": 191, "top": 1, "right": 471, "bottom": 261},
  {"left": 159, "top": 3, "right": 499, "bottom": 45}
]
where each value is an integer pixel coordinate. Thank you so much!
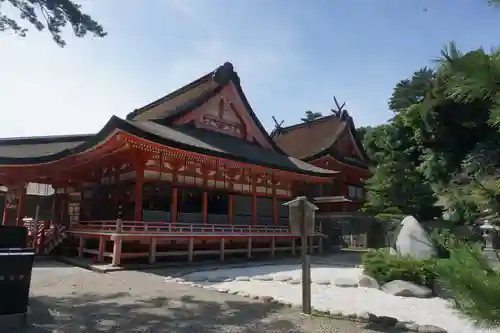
[{"left": 284, "top": 196, "right": 318, "bottom": 315}]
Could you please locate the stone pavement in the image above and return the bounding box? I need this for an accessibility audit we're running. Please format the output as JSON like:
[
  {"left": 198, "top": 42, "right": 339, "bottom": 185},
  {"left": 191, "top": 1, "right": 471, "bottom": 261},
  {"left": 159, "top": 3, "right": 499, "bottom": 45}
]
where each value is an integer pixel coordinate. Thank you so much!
[{"left": 18, "top": 260, "right": 401, "bottom": 333}]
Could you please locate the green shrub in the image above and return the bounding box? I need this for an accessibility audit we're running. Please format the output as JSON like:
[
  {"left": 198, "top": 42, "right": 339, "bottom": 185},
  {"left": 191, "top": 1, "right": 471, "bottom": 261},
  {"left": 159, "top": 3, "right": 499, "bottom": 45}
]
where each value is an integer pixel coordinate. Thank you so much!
[
  {"left": 436, "top": 241, "right": 500, "bottom": 328},
  {"left": 361, "top": 248, "right": 438, "bottom": 287}
]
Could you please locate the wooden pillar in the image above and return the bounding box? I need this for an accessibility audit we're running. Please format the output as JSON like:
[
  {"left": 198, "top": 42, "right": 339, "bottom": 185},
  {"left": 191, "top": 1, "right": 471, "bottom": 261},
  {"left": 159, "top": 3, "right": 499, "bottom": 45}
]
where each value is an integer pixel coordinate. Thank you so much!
[
  {"left": 247, "top": 236, "right": 252, "bottom": 258},
  {"left": 112, "top": 236, "right": 122, "bottom": 266},
  {"left": 149, "top": 237, "right": 157, "bottom": 264},
  {"left": 78, "top": 236, "right": 85, "bottom": 258},
  {"left": 98, "top": 236, "right": 105, "bottom": 262},
  {"left": 251, "top": 173, "right": 257, "bottom": 225},
  {"left": 272, "top": 174, "right": 278, "bottom": 225},
  {"left": 171, "top": 187, "right": 178, "bottom": 224},
  {"left": 134, "top": 162, "right": 144, "bottom": 221},
  {"left": 2, "top": 193, "right": 8, "bottom": 226},
  {"left": 16, "top": 184, "right": 26, "bottom": 227},
  {"left": 50, "top": 192, "right": 57, "bottom": 225},
  {"left": 220, "top": 238, "right": 225, "bottom": 261},
  {"left": 188, "top": 237, "right": 194, "bottom": 262},
  {"left": 251, "top": 195, "right": 257, "bottom": 225},
  {"left": 292, "top": 238, "right": 296, "bottom": 255},
  {"left": 271, "top": 236, "right": 276, "bottom": 258},
  {"left": 202, "top": 191, "right": 208, "bottom": 224},
  {"left": 272, "top": 197, "right": 278, "bottom": 226},
  {"left": 228, "top": 195, "right": 233, "bottom": 225},
  {"left": 112, "top": 167, "right": 120, "bottom": 217}
]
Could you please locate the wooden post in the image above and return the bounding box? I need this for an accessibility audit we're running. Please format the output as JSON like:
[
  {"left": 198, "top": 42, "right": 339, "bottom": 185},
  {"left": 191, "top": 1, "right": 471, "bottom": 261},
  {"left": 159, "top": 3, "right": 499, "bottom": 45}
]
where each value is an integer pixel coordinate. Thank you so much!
[
  {"left": 251, "top": 195, "right": 257, "bottom": 225},
  {"left": 134, "top": 161, "right": 144, "bottom": 221},
  {"left": 33, "top": 205, "right": 40, "bottom": 251},
  {"left": 271, "top": 236, "right": 275, "bottom": 258},
  {"left": 171, "top": 187, "right": 178, "bottom": 224},
  {"left": 220, "top": 237, "right": 225, "bottom": 261},
  {"left": 78, "top": 236, "right": 85, "bottom": 258},
  {"left": 251, "top": 172, "right": 257, "bottom": 225},
  {"left": 149, "top": 237, "right": 157, "bottom": 264},
  {"left": 202, "top": 191, "right": 208, "bottom": 224},
  {"left": 1, "top": 193, "right": 7, "bottom": 226},
  {"left": 247, "top": 236, "right": 252, "bottom": 258},
  {"left": 111, "top": 236, "right": 122, "bottom": 266},
  {"left": 98, "top": 236, "right": 105, "bottom": 262},
  {"left": 228, "top": 195, "right": 233, "bottom": 225},
  {"left": 272, "top": 196, "right": 278, "bottom": 225},
  {"left": 272, "top": 174, "right": 278, "bottom": 225},
  {"left": 318, "top": 222, "right": 324, "bottom": 254},
  {"left": 16, "top": 184, "right": 26, "bottom": 227},
  {"left": 300, "top": 199, "right": 312, "bottom": 315},
  {"left": 292, "top": 238, "right": 296, "bottom": 255},
  {"left": 188, "top": 237, "right": 194, "bottom": 262},
  {"left": 170, "top": 187, "right": 179, "bottom": 224}
]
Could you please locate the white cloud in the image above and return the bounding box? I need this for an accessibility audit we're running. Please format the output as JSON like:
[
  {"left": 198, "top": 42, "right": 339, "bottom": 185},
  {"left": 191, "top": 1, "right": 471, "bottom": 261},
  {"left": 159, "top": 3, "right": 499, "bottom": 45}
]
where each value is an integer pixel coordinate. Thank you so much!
[{"left": 0, "top": 0, "right": 300, "bottom": 138}]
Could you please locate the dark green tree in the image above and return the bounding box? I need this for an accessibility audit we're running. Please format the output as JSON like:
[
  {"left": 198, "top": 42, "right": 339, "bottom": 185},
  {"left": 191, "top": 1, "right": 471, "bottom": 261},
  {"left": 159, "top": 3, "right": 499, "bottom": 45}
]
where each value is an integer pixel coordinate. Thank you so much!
[
  {"left": 0, "top": 0, "right": 106, "bottom": 47},
  {"left": 362, "top": 116, "right": 439, "bottom": 221}
]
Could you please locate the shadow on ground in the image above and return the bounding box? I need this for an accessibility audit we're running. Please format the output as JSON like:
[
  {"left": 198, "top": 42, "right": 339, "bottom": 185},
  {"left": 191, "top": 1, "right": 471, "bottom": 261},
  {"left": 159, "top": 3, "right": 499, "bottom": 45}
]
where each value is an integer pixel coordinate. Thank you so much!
[
  {"left": 26, "top": 292, "right": 304, "bottom": 332},
  {"left": 25, "top": 292, "right": 404, "bottom": 333}
]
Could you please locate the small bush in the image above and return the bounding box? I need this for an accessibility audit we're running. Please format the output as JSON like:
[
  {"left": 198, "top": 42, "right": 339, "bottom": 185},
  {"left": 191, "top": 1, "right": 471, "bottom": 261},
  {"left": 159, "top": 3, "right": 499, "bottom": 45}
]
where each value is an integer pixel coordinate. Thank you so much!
[{"left": 362, "top": 248, "right": 438, "bottom": 287}]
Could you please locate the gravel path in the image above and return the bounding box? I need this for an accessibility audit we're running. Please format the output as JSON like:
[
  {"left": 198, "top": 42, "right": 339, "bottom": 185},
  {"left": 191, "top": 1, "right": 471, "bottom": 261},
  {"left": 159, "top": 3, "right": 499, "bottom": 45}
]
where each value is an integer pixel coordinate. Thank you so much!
[{"left": 20, "top": 260, "right": 401, "bottom": 332}]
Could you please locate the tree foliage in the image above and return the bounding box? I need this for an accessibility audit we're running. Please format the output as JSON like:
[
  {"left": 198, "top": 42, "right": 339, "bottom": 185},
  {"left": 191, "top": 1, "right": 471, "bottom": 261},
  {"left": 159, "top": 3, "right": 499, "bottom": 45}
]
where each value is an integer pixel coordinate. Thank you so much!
[
  {"left": 0, "top": 0, "right": 106, "bottom": 47},
  {"left": 362, "top": 70, "right": 440, "bottom": 221},
  {"left": 436, "top": 240, "right": 500, "bottom": 328}
]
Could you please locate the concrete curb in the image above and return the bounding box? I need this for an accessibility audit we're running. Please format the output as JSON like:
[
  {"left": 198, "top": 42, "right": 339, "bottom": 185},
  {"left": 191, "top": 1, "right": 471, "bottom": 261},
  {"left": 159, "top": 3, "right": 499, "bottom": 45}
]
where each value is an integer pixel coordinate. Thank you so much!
[{"left": 166, "top": 276, "right": 448, "bottom": 333}]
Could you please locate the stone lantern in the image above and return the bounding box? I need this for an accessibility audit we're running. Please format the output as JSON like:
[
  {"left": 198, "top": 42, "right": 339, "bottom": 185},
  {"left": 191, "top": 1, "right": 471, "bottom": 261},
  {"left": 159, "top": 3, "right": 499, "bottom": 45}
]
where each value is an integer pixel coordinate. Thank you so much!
[{"left": 480, "top": 220, "right": 499, "bottom": 265}]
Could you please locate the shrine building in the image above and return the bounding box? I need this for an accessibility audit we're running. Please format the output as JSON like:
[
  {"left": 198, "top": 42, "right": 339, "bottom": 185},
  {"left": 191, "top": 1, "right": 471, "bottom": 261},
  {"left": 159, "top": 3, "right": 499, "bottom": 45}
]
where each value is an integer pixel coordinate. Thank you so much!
[{"left": 0, "top": 62, "right": 338, "bottom": 265}]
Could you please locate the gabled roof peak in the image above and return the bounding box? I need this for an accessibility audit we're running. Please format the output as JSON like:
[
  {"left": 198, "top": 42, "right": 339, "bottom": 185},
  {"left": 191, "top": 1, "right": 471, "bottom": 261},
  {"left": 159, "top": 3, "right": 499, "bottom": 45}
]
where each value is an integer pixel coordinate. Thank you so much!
[
  {"left": 273, "top": 112, "right": 352, "bottom": 136},
  {"left": 125, "top": 61, "right": 237, "bottom": 121}
]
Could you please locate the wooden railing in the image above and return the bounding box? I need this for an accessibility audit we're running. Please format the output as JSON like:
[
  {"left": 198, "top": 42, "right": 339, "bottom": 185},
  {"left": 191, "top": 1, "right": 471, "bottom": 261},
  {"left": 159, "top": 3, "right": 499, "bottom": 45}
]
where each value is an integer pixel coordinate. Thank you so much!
[
  {"left": 26, "top": 221, "right": 67, "bottom": 253},
  {"left": 69, "top": 220, "right": 316, "bottom": 234}
]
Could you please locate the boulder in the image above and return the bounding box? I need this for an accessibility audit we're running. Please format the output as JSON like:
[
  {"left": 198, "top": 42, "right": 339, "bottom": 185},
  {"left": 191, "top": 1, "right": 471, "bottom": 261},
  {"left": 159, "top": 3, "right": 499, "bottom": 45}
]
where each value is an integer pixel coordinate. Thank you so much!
[
  {"left": 357, "top": 275, "right": 380, "bottom": 289},
  {"left": 395, "top": 216, "right": 436, "bottom": 259},
  {"left": 274, "top": 275, "right": 292, "bottom": 282},
  {"left": 418, "top": 325, "right": 448, "bottom": 333},
  {"left": 314, "top": 279, "right": 331, "bottom": 286},
  {"left": 235, "top": 276, "right": 250, "bottom": 282},
  {"left": 334, "top": 277, "right": 358, "bottom": 288},
  {"left": 381, "top": 280, "right": 433, "bottom": 298},
  {"left": 252, "top": 275, "right": 274, "bottom": 281}
]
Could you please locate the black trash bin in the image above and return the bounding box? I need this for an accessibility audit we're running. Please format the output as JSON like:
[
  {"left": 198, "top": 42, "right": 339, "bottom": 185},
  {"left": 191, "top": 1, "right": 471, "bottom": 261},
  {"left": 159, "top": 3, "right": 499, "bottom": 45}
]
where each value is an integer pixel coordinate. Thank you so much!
[
  {"left": 0, "top": 226, "right": 28, "bottom": 249},
  {"left": 0, "top": 248, "right": 35, "bottom": 316}
]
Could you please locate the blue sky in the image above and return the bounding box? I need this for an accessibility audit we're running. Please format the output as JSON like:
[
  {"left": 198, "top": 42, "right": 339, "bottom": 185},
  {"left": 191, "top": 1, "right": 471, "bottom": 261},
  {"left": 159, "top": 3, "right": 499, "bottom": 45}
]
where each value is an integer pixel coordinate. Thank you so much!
[{"left": 1, "top": 0, "right": 498, "bottom": 137}]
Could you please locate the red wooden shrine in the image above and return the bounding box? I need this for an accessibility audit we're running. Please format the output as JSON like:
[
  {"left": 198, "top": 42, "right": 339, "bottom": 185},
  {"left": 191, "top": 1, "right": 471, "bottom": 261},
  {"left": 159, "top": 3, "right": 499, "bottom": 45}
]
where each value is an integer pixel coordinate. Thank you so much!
[{"left": 0, "top": 62, "right": 337, "bottom": 265}]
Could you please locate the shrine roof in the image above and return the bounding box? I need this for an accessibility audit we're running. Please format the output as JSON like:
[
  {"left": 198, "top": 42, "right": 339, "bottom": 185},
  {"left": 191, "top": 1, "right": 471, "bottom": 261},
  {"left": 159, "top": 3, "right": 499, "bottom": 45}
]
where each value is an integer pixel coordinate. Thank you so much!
[
  {"left": 0, "top": 117, "right": 336, "bottom": 177},
  {"left": 0, "top": 134, "right": 92, "bottom": 159},
  {"left": 123, "top": 120, "right": 336, "bottom": 176},
  {"left": 271, "top": 112, "right": 368, "bottom": 168}
]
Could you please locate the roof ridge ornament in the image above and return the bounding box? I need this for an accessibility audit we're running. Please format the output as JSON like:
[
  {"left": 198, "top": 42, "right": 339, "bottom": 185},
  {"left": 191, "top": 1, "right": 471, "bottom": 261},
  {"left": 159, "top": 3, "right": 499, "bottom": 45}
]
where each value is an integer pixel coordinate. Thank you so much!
[
  {"left": 212, "top": 62, "right": 235, "bottom": 84},
  {"left": 331, "top": 96, "right": 349, "bottom": 120},
  {"left": 270, "top": 116, "right": 284, "bottom": 137}
]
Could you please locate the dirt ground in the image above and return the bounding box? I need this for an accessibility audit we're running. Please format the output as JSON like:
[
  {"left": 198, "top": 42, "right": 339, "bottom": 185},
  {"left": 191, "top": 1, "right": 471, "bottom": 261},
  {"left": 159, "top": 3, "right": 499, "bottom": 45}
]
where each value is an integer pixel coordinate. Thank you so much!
[{"left": 16, "top": 260, "right": 402, "bottom": 333}]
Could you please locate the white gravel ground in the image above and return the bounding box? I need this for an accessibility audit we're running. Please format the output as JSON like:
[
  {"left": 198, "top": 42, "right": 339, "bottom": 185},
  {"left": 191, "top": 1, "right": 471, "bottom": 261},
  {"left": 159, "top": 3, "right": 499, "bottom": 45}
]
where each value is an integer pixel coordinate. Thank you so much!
[{"left": 182, "top": 265, "right": 493, "bottom": 333}]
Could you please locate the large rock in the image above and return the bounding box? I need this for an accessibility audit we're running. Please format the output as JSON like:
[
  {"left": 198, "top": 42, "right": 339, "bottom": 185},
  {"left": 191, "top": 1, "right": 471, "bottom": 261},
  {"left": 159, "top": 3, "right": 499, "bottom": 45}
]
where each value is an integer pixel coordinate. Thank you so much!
[
  {"left": 357, "top": 275, "right": 380, "bottom": 289},
  {"left": 395, "top": 216, "right": 436, "bottom": 259},
  {"left": 381, "top": 280, "right": 433, "bottom": 298},
  {"left": 334, "top": 277, "right": 358, "bottom": 288}
]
